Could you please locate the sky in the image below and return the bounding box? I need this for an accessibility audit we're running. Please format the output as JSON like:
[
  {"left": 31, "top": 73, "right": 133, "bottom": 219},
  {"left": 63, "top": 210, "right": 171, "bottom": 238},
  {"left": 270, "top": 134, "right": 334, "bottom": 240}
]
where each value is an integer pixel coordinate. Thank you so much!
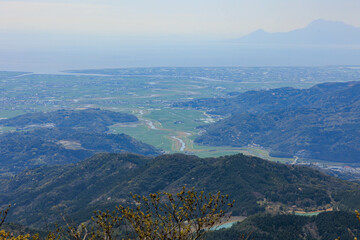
[
  {"left": 1, "top": 0, "right": 360, "bottom": 38},
  {"left": 1, "top": 0, "right": 360, "bottom": 72}
]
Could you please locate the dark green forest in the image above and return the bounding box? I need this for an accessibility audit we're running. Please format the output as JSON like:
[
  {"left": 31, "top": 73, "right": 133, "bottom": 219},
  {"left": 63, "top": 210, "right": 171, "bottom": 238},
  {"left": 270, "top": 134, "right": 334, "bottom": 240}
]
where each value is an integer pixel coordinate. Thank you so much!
[
  {"left": 206, "top": 211, "right": 360, "bottom": 240},
  {"left": 0, "top": 109, "right": 161, "bottom": 175},
  {"left": 176, "top": 81, "right": 360, "bottom": 162},
  {"left": 1, "top": 153, "right": 359, "bottom": 227}
]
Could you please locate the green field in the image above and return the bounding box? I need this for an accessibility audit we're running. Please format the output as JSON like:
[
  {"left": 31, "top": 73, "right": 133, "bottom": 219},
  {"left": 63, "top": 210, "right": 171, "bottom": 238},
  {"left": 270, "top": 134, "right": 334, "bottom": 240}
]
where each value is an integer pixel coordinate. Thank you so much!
[
  {"left": 108, "top": 107, "right": 298, "bottom": 160},
  {"left": 0, "top": 110, "right": 26, "bottom": 119},
  {"left": 0, "top": 126, "right": 16, "bottom": 133}
]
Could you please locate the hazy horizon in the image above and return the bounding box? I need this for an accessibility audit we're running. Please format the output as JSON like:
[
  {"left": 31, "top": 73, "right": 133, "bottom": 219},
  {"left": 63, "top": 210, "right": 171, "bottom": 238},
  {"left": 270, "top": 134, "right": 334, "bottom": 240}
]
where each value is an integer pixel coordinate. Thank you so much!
[
  {"left": 2, "top": 42, "right": 360, "bottom": 73},
  {"left": 2, "top": 0, "right": 360, "bottom": 37},
  {"left": 1, "top": 0, "right": 360, "bottom": 72}
]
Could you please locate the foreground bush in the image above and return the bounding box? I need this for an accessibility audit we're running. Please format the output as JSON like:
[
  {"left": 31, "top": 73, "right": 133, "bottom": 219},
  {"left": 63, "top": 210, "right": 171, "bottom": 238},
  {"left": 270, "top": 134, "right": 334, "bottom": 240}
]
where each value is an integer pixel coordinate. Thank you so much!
[{"left": 1, "top": 187, "right": 233, "bottom": 240}]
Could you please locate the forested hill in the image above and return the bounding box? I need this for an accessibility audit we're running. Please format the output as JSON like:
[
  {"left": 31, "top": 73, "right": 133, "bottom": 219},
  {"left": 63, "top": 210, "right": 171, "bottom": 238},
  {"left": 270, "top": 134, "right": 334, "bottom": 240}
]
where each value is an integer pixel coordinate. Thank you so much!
[
  {"left": 175, "top": 81, "right": 360, "bottom": 115},
  {"left": 0, "top": 108, "right": 138, "bottom": 132},
  {"left": 176, "top": 81, "right": 360, "bottom": 162},
  {"left": 1, "top": 153, "right": 359, "bottom": 227},
  {"left": 0, "top": 109, "right": 161, "bottom": 175},
  {"left": 206, "top": 211, "right": 360, "bottom": 240}
]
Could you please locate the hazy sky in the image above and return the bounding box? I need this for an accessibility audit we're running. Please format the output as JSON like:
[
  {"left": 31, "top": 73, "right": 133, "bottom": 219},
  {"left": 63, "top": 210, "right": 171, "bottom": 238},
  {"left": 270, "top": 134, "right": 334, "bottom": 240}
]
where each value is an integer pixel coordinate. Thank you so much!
[
  {"left": 1, "top": 0, "right": 360, "bottom": 72},
  {"left": 1, "top": 0, "right": 360, "bottom": 38}
]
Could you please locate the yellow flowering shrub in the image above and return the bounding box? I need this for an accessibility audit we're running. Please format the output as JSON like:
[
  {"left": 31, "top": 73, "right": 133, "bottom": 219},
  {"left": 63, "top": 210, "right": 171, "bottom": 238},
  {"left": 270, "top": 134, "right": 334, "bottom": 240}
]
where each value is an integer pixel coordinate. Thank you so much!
[
  {"left": 0, "top": 230, "right": 38, "bottom": 240},
  {"left": 1, "top": 187, "right": 234, "bottom": 240}
]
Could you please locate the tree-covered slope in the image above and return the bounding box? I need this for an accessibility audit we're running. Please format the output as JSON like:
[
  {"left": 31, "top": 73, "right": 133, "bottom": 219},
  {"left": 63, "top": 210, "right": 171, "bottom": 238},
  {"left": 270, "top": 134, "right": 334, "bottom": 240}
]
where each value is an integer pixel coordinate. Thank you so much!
[
  {"left": 0, "top": 108, "right": 138, "bottom": 132},
  {"left": 206, "top": 211, "right": 360, "bottom": 240},
  {"left": 1, "top": 153, "right": 359, "bottom": 227},
  {"left": 196, "top": 106, "right": 360, "bottom": 162},
  {"left": 175, "top": 81, "right": 358, "bottom": 115},
  {"left": 0, "top": 109, "right": 160, "bottom": 174},
  {"left": 177, "top": 81, "right": 360, "bottom": 162}
]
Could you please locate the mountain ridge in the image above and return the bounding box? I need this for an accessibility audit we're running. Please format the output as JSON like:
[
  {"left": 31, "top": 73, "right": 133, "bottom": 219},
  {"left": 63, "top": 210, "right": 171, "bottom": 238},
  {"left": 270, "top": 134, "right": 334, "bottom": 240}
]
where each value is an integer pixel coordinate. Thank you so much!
[
  {"left": 176, "top": 81, "right": 360, "bottom": 163},
  {"left": 235, "top": 19, "right": 360, "bottom": 45},
  {"left": 1, "top": 153, "right": 359, "bottom": 227},
  {"left": 0, "top": 109, "right": 161, "bottom": 175}
]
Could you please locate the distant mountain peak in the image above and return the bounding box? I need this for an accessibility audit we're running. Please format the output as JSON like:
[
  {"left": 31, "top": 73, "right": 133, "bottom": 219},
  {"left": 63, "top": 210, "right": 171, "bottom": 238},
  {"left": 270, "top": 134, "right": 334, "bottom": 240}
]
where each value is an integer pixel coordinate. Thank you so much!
[
  {"left": 235, "top": 19, "right": 360, "bottom": 45},
  {"left": 308, "top": 19, "right": 336, "bottom": 25},
  {"left": 244, "top": 29, "right": 268, "bottom": 38},
  {"left": 306, "top": 19, "right": 357, "bottom": 31},
  {"left": 254, "top": 29, "right": 266, "bottom": 33},
  {"left": 308, "top": 19, "right": 349, "bottom": 26}
]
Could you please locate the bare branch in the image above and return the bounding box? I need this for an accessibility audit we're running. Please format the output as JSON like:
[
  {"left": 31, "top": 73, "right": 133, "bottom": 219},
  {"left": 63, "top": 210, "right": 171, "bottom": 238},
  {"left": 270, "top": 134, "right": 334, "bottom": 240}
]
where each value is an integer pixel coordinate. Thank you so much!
[{"left": 0, "top": 205, "right": 11, "bottom": 227}]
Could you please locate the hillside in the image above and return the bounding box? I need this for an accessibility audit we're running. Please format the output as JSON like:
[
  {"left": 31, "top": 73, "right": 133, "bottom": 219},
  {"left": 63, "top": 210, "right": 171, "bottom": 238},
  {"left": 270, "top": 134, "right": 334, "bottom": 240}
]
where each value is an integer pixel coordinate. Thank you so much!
[
  {"left": 177, "top": 81, "right": 360, "bottom": 162},
  {"left": 0, "top": 109, "right": 160, "bottom": 175},
  {"left": 0, "top": 108, "right": 138, "bottom": 133},
  {"left": 1, "top": 153, "right": 359, "bottom": 227},
  {"left": 206, "top": 211, "right": 360, "bottom": 240},
  {"left": 176, "top": 81, "right": 359, "bottom": 115}
]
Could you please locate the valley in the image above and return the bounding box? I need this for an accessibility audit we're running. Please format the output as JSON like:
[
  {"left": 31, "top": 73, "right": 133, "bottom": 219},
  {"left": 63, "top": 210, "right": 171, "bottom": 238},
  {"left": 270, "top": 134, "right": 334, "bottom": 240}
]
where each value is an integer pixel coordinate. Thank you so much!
[
  {"left": 2, "top": 67, "right": 360, "bottom": 176},
  {"left": 1, "top": 66, "right": 360, "bottom": 238},
  {"left": 3, "top": 3, "right": 360, "bottom": 238}
]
